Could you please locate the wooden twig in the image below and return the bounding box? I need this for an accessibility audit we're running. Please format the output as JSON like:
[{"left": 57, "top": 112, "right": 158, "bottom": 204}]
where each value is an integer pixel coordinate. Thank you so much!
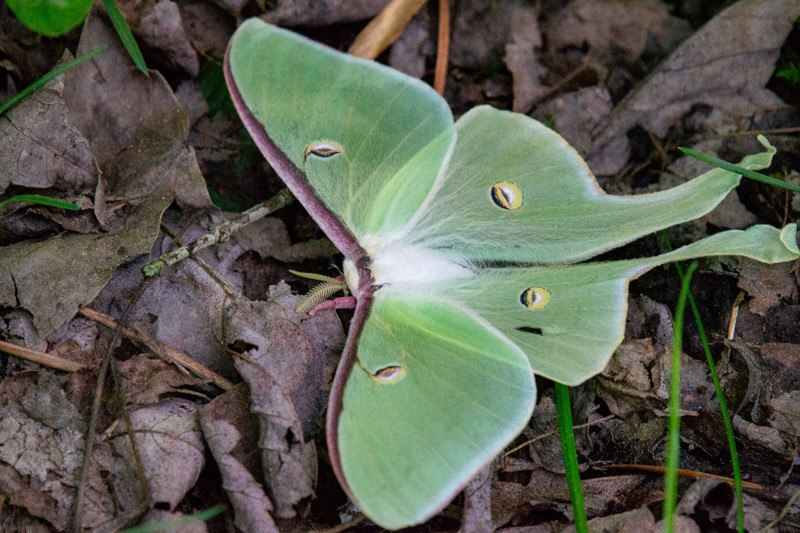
[
  {"left": 601, "top": 464, "right": 762, "bottom": 491},
  {"left": 143, "top": 188, "right": 294, "bottom": 277},
  {"left": 433, "top": 0, "right": 450, "bottom": 95},
  {"left": 78, "top": 306, "right": 234, "bottom": 391},
  {"left": 0, "top": 339, "right": 88, "bottom": 372}
]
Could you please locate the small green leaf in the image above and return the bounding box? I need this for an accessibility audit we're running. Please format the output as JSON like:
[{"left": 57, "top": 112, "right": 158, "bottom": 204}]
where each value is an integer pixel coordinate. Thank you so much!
[
  {"left": 101, "top": 0, "right": 149, "bottom": 76},
  {"left": 679, "top": 143, "right": 800, "bottom": 194},
  {"left": 6, "top": 0, "right": 92, "bottom": 36},
  {"left": 118, "top": 504, "right": 225, "bottom": 533},
  {"left": 0, "top": 45, "right": 106, "bottom": 116},
  {"left": 0, "top": 194, "right": 80, "bottom": 210}
]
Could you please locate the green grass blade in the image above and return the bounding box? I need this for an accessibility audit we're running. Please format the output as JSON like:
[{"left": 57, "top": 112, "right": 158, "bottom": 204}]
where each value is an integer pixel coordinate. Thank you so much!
[
  {"left": 118, "top": 504, "right": 225, "bottom": 532},
  {"left": 663, "top": 231, "right": 745, "bottom": 533},
  {"left": 0, "top": 194, "right": 80, "bottom": 210},
  {"left": 555, "top": 382, "right": 588, "bottom": 532},
  {"left": 679, "top": 146, "right": 800, "bottom": 194},
  {"left": 663, "top": 261, "right": 698, "bottom": 531},
  {"left": 0, "top": 46, "right": 106, "bottom": 116},
  {"left": 101, "top": 0, "right": 149, "bottom": 76}
]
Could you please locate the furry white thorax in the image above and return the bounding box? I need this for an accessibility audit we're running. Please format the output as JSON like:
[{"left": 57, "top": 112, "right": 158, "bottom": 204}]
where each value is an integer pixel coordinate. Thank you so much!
[{"left": 343, "top": 236, "right": 472, "bottom": 294}]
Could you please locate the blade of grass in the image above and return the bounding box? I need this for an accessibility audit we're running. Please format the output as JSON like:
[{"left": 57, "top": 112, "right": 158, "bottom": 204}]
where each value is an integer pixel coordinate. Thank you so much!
[
  {"left": 662, "top": 231, "right": 745, "bottom": 533},
  {"left": 0, "top": 194, "right": 80, "bottom": 210},
  {"left": 663, "top": 260, "right": 697, "bottom": 531},
  {"left": 118, "top": 503, "right": 225, "bottom": 532},
  {"left": 555, "top": 382, "right": 588, "bottom": 532},
  {"left": 0, "top": 45, "right": 106, "bottom": 116},
  {"left": 679, "top": 146, "right": 800, "bottom": 194},
  {"left": 102, "top": 0, "right": 149, "bottom": 76}
]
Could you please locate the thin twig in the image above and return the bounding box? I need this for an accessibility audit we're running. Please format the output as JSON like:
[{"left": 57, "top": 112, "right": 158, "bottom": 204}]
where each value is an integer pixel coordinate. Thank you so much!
[
  {"left": 143, "top": 189, "right": 294, "bottom": 277},
  {"left": 0, "top": 339, "right": 87, "bottom": 372},
  {"left": 433, "top": 0, "right": 450, "bottom": 95},
  {"left": 504, "top": 414, "right": 615, "bottom": 456},
  {"left": 78, "top": 306, "right": 235, "bottom": 391},
  {"left": 601, "top": 464, "right": 762, "bottom": 491}
]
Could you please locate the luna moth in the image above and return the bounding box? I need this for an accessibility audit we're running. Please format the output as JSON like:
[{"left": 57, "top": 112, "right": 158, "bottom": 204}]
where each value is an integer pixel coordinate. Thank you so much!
[{"left": 224, "top": 18, "right": 799, "bottom": 530}]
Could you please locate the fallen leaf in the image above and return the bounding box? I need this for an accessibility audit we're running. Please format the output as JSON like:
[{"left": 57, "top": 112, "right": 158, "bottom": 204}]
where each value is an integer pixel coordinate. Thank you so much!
[
  {"left": 0, "top": 372, "right": 116, "bottom": 529},
  {"left": 562, "top": 506, "right": 655, "bottom": 533},
  {"left": 503, "top": 3, "right": 545, "bottom": 113},
  {"left": 0, "top": 193, "right": 169, "bottom": 337},
  {"left": 388, "top": 6, "right": 430, "bottom": 79},
  {"left": 112, "top": 399, "right": 205, "bottom": 511},
  {"left": 0, "top": 64, "right": 98, "bottom": 196},
  {"left": 588, "top": 0, "right": 800, "bottom": 175},
  {"left": 178, "top": 1, "right": 235, "bottom": 60},
  {"left": 200, "top": 386, "right": 280, "bottom": 533},
  {"left": 63, "top": 14, "right": 210, "bottom": 211},
  {"left": 737, "top": 260, "right": 797, "bottom": 316},
  {"left": 263, "top": 0, "right": 390, "bottom": 27},
  {"left": 544, "top": 0, "right": 691, "bottom": 64},
  {"left": 225, "top": 281, "right": 344, "bottom": 433},
  {"left": 532, "top": 87, "right": 612, "bottom": 158},
  {"left": 460, "top": 463, "right": 493, "bottom": 533},
  {"left": 235, "top": 354, "right": 317, "bottom": 519}
]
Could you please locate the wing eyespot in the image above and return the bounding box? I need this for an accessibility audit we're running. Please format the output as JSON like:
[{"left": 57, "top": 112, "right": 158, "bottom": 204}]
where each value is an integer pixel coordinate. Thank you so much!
[
  {"left": 520, "top": 287, "right": 550, "bottom": 309},
  {"left": 369, "top": 365, "right": 406, "bottom": 383},
  {"left": 304, "top": 141, "right": 342, "bottom": 160},
  {"left": 491, "top": 181, "right": 523, "bottom": 210}
]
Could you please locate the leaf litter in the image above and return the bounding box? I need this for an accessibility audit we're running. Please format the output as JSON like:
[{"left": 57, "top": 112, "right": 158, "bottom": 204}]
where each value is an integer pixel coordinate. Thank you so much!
[{"left": 1, "top": 0, "right": 800, "bottom": 531}]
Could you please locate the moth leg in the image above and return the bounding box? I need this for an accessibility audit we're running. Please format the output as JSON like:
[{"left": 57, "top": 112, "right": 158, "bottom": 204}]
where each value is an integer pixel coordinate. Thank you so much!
[{"left": 308, "top": 296, "right": 357, "bottom": 316}]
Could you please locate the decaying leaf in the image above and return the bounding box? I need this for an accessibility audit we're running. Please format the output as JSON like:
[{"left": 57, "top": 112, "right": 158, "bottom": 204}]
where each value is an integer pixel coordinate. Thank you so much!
[
  {"left": 0, "top": 67, "right": 98, "bottom": 196},
  {"left": 503, "top": 3, "right": 545, "bottom": 113},
  {"left": 111, "top": 399, "right": 205, "bottom": 512},
  {"left": 262, "top": 0, "right": 390, "bottom": 27},
  {"left": 0, "top": 371, "right": 116, "bottom": 530},
  {"left": 544, "top": 0, "right": 691, "bottom": 64},
  {"left": 738, "top": 260, "right": 797, "bottom": 316},
  {"left": 200, "top": 386, "right": 280, "bottom": 533},
  {"left": 460, "top": 463, "right": 493, "bottom": 533},
  {"left": 588, "top": 0, "right": 800, "bottom": 175}
]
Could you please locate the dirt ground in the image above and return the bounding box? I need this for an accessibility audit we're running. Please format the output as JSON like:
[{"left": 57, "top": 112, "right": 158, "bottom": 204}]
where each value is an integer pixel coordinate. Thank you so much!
[{"left": 1, "top": 0, "right": 800, "bottom": 531}]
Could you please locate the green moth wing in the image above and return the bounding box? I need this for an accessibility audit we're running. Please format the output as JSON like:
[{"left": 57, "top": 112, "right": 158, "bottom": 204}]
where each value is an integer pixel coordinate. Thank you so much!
[
  {"left": 227, "top": 18, "right": 455, "bottom": 249},
  {"left": 333, "top": 292, "right": 535, "bottom": 529},
  {"left": 225, "top": 18, "right": 800, "bottom": 531},
  {"left": 436, "top": 224, "right": 799, "bottom": 385},
  {"left": 398, "top": 106, "right": 770, "bottom": 264}
]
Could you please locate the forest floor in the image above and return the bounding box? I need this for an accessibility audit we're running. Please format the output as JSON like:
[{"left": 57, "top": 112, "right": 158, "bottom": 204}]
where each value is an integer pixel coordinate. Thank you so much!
[{"left": 2, "top": 0, "right": 800, "bottom": 531}]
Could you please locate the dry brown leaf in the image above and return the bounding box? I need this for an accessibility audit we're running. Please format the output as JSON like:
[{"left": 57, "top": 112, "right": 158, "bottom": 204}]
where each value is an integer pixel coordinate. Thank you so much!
[
  {"left": 388, "top": 7, "right": 430, "bottom": 78},
  {"left": 737, "top": 260, "right": 797, "bottom": 316},
  {"left": 0, "top": 372, "right": 116, "bottom": 530},
  {"left": 532, "top": 88, "right": 612, "bottom": 158},
  {"left": 0, "top": 193, "right": 169, "bottom": 337},
  {"left": 118, "top": 353, "right": 209, "bottom": 406},
  {"left": 459, "top": 463, "right": 493, "bottom": 533},
  {"left": 235, "top": 355, "right": 317, "bottom": 519},
  {"left": 588, "top": 0, "right": 800, "bottom": 175},
  {"left": 115, "top": 0, "right": 199, "bottom": 75},
  {"left": 64, "top": 14, "right": 210, "bottom": 211},
  {"left": 503, "top": 3, "right": 545, "bottom": 113},
  {"left": 675, "top": 479, "right": 778, "bottom": 532},
  {"left": 178, "top": 2, "right": 235, "bottom": 60},
  {"left": 112, "top": 399, "right": 205, "bottom": 511},
  {"left": 544, "top": 0, "right": 690, "bottom": 64},
  {"left": 562, "top": 507, "right": 655, "bottom": 533},
  {"left": 761, "top": 343, "right": 800, "bottom": 398},
  {"left": 262, "top": 0, "right": 390, "bottom": 27},
  {"left": 0, "top": 65, "right": 98, "bottom": 196},
  {"left": 200, "top": 386, "right": 280, "bottom": 533},
  {"left": 225, "top": 282, "right": 344, "bottom": 431}
]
